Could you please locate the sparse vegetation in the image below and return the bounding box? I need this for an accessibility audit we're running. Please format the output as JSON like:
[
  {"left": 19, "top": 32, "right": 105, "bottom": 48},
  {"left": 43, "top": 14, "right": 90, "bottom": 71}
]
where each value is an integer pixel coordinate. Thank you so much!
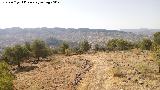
[
  {"left": 71, "top": 47, "right": 83, "bottom": 54},
  {"left": 153, "top": 32, "right": 160, "bottom": 45},
  {"left": 136, "top": 62, "right": 152, "bottom": 75},
  {"left": 25, "top": 42, "right": 32, "bottom": 52},
  {"left": 106, "top": 39, "right": 133, "bottom": 51},
  {"left": 139, "top": 39, "right": 152, "bottom": 50},
  {"left": 59, "top": 42, "right": 69, "bottom": 54},
  {"left": 51, "top": 48, "right": 59, "bottom": 54},
  {"left": 31, "top": 39, "right": 49, "bottom": 61},
  {"left": 79, "top": 40, "right": 91, "bottom": 53},
  {"left": 0, "top": 61, "right": 14, "bottom": 90},
  {"left": 152, "top": 32, "right": 160, "bottom": 73},
  {"left": 2, "top": 45, "right": 30, "bottom": 68},
  {"left": 94, "top": 44, "right": 100, "bottom": 51},
  {"left": 108, "top": 66, "right": 123, "bottom": 77},
  {"left": 65, "top": 48, "right": 72, "bottom": 56},
  {"left": 2, "top": 30, "right": 160, "bottom": 90}
]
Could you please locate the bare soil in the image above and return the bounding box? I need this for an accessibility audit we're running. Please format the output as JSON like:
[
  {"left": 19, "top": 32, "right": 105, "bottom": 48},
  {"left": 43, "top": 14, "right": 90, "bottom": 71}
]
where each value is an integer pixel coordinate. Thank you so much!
[{"left": 13, "top": 50, "right": 160, "bottom": 90}]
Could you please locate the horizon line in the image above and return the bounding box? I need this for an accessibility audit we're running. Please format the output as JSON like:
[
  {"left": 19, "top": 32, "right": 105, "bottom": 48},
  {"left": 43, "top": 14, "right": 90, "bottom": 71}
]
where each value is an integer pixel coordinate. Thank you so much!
[{"left": 0, "top": 27, "right": 160, "bottom": 30}]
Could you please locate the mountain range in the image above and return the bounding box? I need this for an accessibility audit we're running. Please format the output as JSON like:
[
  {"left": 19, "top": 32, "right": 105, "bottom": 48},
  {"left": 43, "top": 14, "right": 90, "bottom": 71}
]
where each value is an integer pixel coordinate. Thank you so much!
[{"left": 0, "top": 27, "right": 159, "bottom": 51}]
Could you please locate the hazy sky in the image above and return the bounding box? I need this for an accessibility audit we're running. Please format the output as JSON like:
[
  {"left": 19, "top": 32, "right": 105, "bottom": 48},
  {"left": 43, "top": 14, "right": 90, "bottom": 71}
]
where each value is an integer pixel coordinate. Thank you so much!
[{"left": 0, "top": 0, "right": 159, "bottom": 29}]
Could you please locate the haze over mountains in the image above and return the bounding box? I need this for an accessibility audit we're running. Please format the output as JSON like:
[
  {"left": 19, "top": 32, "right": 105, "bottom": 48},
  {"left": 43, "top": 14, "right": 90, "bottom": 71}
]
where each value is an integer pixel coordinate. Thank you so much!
[
  {"left": 121, "top": 28, "right": 160, "bottom": 36},
  {"left": 0, "top": 27, "right": 160, "bottom": 51}
]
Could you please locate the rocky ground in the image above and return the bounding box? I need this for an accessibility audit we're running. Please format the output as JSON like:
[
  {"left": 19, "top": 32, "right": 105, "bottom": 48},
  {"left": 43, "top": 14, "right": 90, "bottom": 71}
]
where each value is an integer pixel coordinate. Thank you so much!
[
  {"left": 13, "top": 50, "right": 160, "bottom": 90},
  {"left": 13, "top": 55, "right": 92, "bottom": 90}
]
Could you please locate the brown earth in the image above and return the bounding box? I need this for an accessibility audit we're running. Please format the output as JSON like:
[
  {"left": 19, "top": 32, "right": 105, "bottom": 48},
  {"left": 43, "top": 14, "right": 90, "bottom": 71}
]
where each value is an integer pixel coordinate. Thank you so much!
[{"left": 13, "top": 50, "right": 160, "bottom": 90}]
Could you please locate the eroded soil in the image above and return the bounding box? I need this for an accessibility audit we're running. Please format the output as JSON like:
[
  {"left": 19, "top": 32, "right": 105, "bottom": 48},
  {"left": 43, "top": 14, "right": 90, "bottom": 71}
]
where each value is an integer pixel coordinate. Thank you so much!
[{"left": 13, "top": 50, "right": 160, "bottom": 90}]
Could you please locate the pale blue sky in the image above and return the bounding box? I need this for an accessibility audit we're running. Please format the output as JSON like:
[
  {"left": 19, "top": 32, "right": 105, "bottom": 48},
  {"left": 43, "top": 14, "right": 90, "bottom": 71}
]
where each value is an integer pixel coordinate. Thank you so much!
[{"left": 0, "top": 0, "right": 159, "bottom": 29}]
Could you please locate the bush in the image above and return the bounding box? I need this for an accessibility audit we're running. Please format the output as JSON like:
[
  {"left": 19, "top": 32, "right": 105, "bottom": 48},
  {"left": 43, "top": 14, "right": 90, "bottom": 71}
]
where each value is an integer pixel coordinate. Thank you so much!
[
  {"left": 31, "top": 39, "right": 49, "bottom": 60},
  {"left": 25, "top": 42, "right": 31, "bottom": 51},
  {"left": 106, "top": 39, "right": 117, "bottom": 51},
  {"left": 59, "top": 42, "right": 69, "bottom": 54},
  {"left": 106, "top": 39, "right": 133, "bottom": 51},
  {"left": 153, "top": 32, "right": 160, "bottom": 45},
  {"left": 152, "top": 32, "right": 160, "bottom": 73},
  {"left": 71, "top": 47, "right": 82, "bottom": 54},
  {"left": 139, "top": 39, "right": 152, "bottom": 50},
  {"left": 2, "top": 45, "right": 30, "bottom": 68},
  {"left": 153, "top": 50, "right": 160, "bottom": 73},
  {"left": 116, "top": 39, "right": 132, "bottom": 50},
  {"left": 79, "top": 40, "right": 91, "bottom": 53},
  {"left": 51, "top": 48, "right": 59, "bottom": 54},
  {"left": 136, "top": 62, "right": 152, "bottom": 75},
  {"left": 93, "top": 44, "right": 106, "bottom": 52},
  {"left": 65, "top": 49, "right": 72, "bottom": 56},
  {"left": 108, "top": 66, "right": 123, "bottom": 77},
  {"left": 94, "top": 44, "right": 99, "bottom": 51},
  {"left": 0, "top": 61, "right": 14, "bottom": 90}
]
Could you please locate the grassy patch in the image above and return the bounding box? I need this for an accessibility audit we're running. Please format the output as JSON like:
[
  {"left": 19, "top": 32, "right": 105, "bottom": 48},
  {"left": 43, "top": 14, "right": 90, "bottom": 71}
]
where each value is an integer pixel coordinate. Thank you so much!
[
  {"left": 135, "top": 62, "right": 154, "bottom": 77},
  {"left": 0, "top": 61, "right": 14, "bottom": 90},
  {"left": 108, "top": 66, "right": 124, "bottom": 78}
]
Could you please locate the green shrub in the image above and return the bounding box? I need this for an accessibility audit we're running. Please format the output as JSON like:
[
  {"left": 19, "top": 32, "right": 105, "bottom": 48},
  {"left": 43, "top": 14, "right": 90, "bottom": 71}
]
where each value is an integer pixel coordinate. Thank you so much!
[
  {"left": 108, "top": 66, "right": 123, "bottom": 77},
  {"left": 153, "top": 50, "right": 160, "bottom": 73},
  {"left": 139, "top": 39, "right": 152, "bottom": 50},
  {"left": 152, "top": 32, "right": 160, "bottom": 73},
  {"left": 94, "top": 44, "right": 100, "bottom": 51},
  {"left": 71, "top": 47, "right": 83, "bottom": 54},
  {"left": 59, "top": 42, "right": 69, "bottom": 54},
  {"left": 153, "top": 32, "right": 160, "bottom": 45},
  {"left": 31, "top": 39, "right": 49, "bottom": 60},
  {"left": 0, "top": 61, "right": 14, "bottom": 90},
  {"left": 2, "top": 45, "right": 30, "bottom": 68},
  {"left": 25, "top": 42, "right": 32, "bottom": 51},
  {"left": 136, "top": 62, "right": 152, "bottom": 75},
  {"left": 79, "top": 40, "right": 91, "bottom": 53},
  {"left": 65, "top": 49, "right": 72, "bottom": 56},
  {"left": 106, "top": 39, "right": 133, "bottom": 51},
  {"left": 52, "top": 48, "right": 58, "bottom": 54}
]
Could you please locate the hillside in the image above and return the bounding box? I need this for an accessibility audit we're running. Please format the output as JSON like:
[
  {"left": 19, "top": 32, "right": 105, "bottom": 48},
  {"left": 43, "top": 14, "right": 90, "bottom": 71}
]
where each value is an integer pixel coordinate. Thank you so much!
[
  {"left": 120, "top": 29, "right": 160, "bottom": 37},
  {"left": 13, "top": 50, "right": 160, "bottom": 90},
  {"left": 0, "top": 27, "right": 144, "bottom": 50}
]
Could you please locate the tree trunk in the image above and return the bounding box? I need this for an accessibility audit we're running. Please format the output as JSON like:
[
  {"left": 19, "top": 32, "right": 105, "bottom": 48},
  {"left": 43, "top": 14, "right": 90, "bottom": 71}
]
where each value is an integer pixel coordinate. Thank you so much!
[
  {"left": 159, "top": 66, "right": 160, "bottom": 73},
  {"left": 18, "top": 61, "right": 21, "bottom": 69},
  {"left": 36, "top": 57, "right": 40, "bottom": 63}
]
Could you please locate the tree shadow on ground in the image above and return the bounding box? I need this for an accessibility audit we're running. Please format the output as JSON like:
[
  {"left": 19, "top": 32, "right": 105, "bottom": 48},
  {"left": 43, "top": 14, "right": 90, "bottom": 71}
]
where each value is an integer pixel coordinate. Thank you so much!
[
  {"left": 31, "top": 59, "right": 51, "bottom": 64},
  {"left": 14, "top": 66, "right": 38, "bottom": 73}
]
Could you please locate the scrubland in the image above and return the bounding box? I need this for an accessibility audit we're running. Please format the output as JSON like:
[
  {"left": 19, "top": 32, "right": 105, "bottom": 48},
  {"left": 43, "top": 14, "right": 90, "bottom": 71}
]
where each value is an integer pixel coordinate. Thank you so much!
[{"left": 12, "top": 49, "right": 160, "bottom": 90}]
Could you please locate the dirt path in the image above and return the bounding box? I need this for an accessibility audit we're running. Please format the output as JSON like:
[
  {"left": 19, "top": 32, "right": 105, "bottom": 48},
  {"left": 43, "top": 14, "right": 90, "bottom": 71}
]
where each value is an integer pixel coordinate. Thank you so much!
[
  {"left": 77, "top": 51, "right": 160, "bottom": 90},
  {"left": 76, "top": 53, "right": 113, "bottom": 90},
  {"left": 13, "top": 51, "right": 160, "bottom": 90}
]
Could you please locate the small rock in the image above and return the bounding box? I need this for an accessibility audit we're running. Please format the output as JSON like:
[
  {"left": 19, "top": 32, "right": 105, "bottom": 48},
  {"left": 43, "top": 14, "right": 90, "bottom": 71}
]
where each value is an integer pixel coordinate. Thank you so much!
[
  {"left": 135, "top": 79, "right": 138, "bottom": 82},
  {"left": 128, "top": 77, "right": 131, "bottom": 80},
  {"left": 139, "top": 80, "right": 144, "bottom": 85}
]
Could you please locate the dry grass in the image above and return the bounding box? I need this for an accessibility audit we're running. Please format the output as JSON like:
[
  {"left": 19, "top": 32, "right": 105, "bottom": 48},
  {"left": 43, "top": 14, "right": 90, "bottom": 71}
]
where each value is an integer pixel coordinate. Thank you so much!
[
  {"left": 77, "top": 50, "right": 160, "bottom": 90},
  {"left": 13, "top": 50, "right": 160, "bottom": 90}
]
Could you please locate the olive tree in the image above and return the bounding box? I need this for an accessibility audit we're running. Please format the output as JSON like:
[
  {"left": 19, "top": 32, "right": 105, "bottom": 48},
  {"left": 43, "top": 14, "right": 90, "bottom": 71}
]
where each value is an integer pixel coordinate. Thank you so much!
[
  {"left": 153, "top": 32, "right": 160, "bottom": 45},
  {"left": 153, "top": 32, "right": 160, "bottom": 73},
  {"left": 140, "top": 39, "right": 152, "bottom": 50},
  {"left": 3, "top": 45, "right": 29, "bottom": 68},
  {"left": 60, "top": 42, "right": 69, "bottom": 54},
  {"left": 106, "top": 39, "right": 118, "bottom": 51},
  {"left": 106, "top": 39, "right": 132, "bottom": 51},
  {"left": 79, "top": 40, "right": 91, "bottom": 52},
  {"left": 31, "top": 40, "right": 49, "bottom": 61}
]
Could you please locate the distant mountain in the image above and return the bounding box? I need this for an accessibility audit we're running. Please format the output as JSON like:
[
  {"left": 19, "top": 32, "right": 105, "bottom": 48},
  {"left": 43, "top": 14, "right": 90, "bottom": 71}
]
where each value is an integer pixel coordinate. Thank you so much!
[
  {"left": 120, "top": 28, "right": 160, "bottom": 37},
  {"left": 0, "top": 27, "right": 147, "bottom": 50}
]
